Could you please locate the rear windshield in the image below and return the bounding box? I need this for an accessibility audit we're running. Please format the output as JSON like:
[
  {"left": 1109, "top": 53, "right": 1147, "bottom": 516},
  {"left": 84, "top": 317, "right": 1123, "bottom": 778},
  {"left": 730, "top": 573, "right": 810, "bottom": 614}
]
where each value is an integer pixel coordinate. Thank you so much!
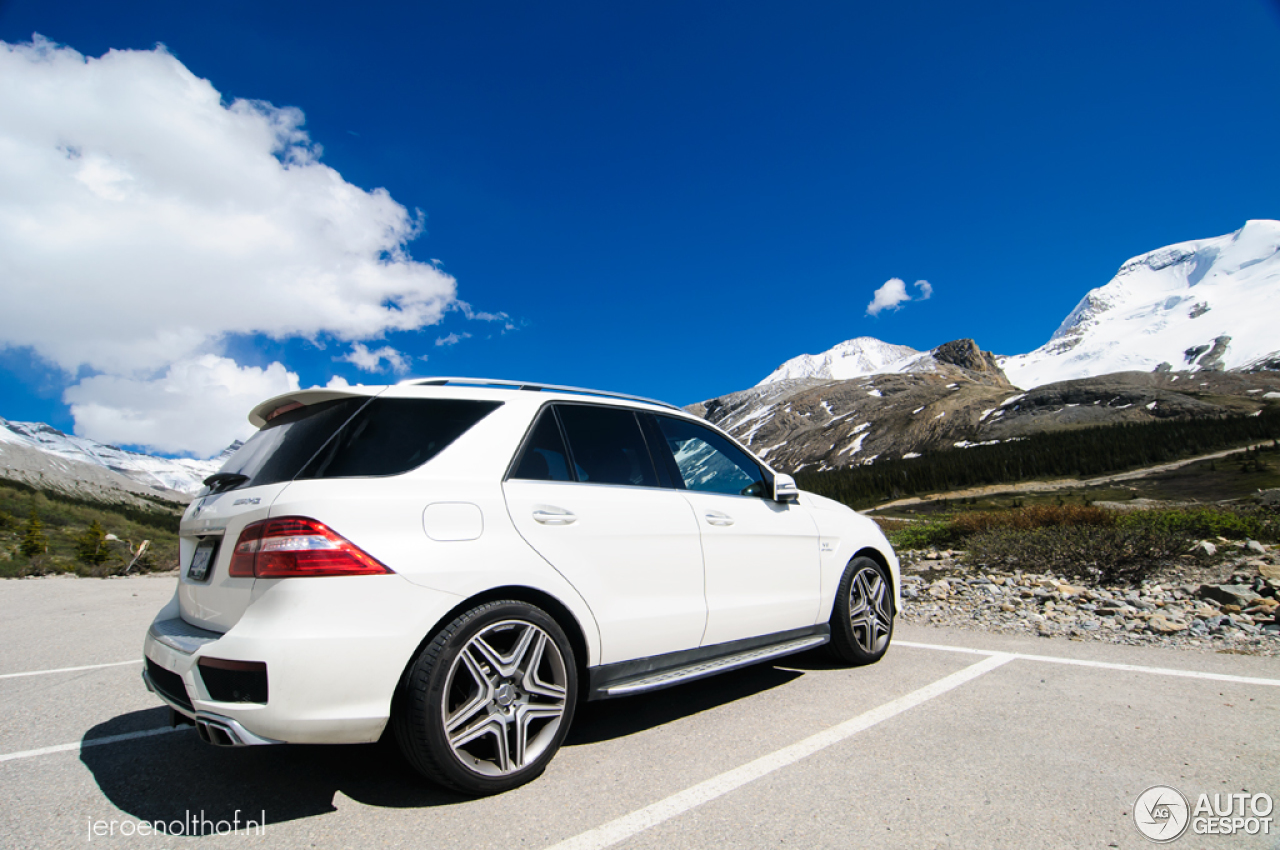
[{"left": 209, "top": 397, "right": 501, "bottom": 492}]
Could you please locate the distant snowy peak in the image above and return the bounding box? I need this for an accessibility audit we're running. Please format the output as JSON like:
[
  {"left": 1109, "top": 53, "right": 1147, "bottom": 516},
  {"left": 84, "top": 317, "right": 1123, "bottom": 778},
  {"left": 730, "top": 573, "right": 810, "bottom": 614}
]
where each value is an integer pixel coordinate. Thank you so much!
[
  {"left": 759, "top": 337, "right": 926, "bottom": 385},
  {"left": 1002, "top": 220, "right": 1280, "bottom": 389},
  {"left": 0, "top": 418, "right": 227, "bottom": 495}
]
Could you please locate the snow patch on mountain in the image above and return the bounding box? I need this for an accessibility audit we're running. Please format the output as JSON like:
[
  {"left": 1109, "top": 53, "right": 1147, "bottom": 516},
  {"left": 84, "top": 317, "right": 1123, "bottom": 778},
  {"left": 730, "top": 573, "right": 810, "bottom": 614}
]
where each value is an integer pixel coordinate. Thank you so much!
[
  {"left": 0, "top": 418, "right": 230, "bottom": 495},
  {"left": 1001, "top": 220, "right": 1280, "bottom": 389},
  {"left": 759, "top": 337, "right": 927, "bottom": 384}
]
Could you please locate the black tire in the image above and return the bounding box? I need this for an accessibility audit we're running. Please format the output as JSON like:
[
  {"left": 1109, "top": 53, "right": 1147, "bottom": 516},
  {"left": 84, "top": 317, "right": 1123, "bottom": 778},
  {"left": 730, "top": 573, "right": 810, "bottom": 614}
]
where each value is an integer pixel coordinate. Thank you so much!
[
  {"left": 394, "top": 600, "right": 577, "bottom": 795},
  {"left": 826, "top": 556, "right": 894, "bottom": 666}
]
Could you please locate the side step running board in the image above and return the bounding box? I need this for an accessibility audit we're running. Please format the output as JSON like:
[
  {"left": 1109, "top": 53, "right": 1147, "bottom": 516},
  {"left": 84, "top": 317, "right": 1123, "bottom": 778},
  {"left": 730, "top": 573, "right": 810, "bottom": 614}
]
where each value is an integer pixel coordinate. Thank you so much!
[{"left": 603, "top": 635, "right": 828, "bottom": 697}]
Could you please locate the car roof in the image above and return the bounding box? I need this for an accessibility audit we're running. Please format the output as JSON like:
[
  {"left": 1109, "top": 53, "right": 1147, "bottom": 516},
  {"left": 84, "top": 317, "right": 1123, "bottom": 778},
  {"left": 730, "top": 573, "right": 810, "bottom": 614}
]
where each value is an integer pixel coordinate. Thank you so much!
[{"left": 248, "top": 377, "right": 684, "bottom": 427}]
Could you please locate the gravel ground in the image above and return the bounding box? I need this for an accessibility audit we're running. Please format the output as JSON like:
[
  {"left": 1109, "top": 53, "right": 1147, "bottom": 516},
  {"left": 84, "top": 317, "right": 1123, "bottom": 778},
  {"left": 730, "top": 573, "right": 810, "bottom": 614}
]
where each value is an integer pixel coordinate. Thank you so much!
[{"left": 898, "top": 540, "right": 1280, "bottom": 657}]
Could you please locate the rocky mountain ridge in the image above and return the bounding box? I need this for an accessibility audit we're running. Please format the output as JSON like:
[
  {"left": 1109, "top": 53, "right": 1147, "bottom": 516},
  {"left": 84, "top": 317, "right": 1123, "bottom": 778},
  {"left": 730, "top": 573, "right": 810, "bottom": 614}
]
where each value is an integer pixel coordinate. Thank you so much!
[
  {"left": 692, "top": 341, "right": 1280, "bottom": 474},
  {"left": 696, "top": 221, "right": 1280, "bottom": 473},
  {"left": 0, "top": 418, "right": 233, "bottom": 505}
]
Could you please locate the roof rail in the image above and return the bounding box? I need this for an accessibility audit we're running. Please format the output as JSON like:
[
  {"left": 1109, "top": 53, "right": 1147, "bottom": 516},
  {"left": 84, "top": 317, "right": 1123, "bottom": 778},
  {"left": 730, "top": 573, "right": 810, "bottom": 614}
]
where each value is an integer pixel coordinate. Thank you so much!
[{"left": 402, "top": 377, "right": 682, "bottom": 411}]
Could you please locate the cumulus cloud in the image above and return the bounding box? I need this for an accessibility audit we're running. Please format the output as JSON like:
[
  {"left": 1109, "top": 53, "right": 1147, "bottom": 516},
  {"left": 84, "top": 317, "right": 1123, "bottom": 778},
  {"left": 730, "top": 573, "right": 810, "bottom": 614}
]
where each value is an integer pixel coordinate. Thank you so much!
[
  {"left": 0, "top": 37, "right": 465, "bottom": 455},
  {"left": 64, "top": 355, "right": 299, "bottom": 457},
  {"left": 340, "top": 343, "right": 410, "bottom": 373},
  {"left": 865, "top": 278, "right": 934, "bottom": 316},
  {"left": 435, "top": 332, "right": 471, "bottom": 347}
]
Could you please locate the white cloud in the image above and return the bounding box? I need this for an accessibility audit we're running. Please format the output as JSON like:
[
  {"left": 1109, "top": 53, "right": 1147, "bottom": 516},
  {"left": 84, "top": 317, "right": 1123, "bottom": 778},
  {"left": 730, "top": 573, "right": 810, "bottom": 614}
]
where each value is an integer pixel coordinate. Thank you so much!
[
  {"left": 0, "top": 36, "right": 467, "bottom": 456},
  {"left": 435, "top": 332, "right": 472, "bottom": 347},
  {"left": 340, "top": 343, "right": 410, "bottom": 373},
  {"left": 865, "top": 277, "right": 934, "bottom": 316},
  {"left": 866, "top": 278, "right": 910, "bottom": 316},
  {"left": 64, "top": 355, "right": 299, "bottom": 457}
]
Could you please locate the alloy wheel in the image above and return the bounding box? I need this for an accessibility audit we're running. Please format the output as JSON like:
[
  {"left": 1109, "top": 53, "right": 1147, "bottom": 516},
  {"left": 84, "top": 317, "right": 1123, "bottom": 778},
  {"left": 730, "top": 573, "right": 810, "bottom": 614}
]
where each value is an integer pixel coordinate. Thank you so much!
[{"left": 441, "top": 619, "right": 569, "bottom": 777}]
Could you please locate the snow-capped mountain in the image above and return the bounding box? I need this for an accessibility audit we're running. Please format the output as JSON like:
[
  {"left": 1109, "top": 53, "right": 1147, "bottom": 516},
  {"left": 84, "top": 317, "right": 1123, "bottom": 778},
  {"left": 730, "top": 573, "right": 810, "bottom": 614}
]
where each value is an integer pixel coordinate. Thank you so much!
[
  {"left": 0, "top": 418, "right": 233, "bottom": 496},
  {"left": 759, "top": 337, "right": 929, "bottom": 384},
  {"left": 1001, "top": 220, "right": 1280, "bottom": 389}
]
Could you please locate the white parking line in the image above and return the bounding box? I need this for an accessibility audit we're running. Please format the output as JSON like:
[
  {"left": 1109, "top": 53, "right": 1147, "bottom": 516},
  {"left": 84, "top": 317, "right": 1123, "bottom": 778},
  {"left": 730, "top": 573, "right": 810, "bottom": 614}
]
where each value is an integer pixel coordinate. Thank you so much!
[
  {"left": 0, "top": 727, "right": 187, "bottom": 764},
  {"left": 543, "top": 652, "right": 1015, "bottom": 850},
  {"left": 0, "top": 659, "right": 142, "bottom": 680},
  {"left": 895, "top": 640, "right": 1280, "bottom": 687}
]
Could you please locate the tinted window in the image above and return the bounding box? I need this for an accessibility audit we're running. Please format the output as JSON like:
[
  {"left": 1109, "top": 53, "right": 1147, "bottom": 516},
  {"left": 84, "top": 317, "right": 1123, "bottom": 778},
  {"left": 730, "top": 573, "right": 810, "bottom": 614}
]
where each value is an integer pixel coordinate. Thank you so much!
[
  {"left": 556, "top": 405, "right": 659, "bottom": 487},
  {"left": 212, "top": 397, "right": 499, "bottom": 491},
  {"left": 298, "top": 398, "right": 501, "bottom": 480},
  {"left": 214, "top": 398, "right": 371, "bottom": 491},
  {"left": 510, "top": 409, "right": 572, "bottom": 481},
  {"left": 655, "top": 416, "right": 765, "bottom": 497}
]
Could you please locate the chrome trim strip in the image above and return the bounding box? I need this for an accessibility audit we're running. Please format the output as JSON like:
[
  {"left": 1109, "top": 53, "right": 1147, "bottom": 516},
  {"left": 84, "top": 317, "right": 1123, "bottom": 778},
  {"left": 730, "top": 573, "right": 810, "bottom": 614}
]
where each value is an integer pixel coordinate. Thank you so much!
[
  {"left": 404, "top": 377, "right": 682, "bottom": 411},
  {"left": 194, "top": 712, "right": 281, "bottom": 747},
  {"left": 605, "top": 635, "right": 828, "bottom": 696}
]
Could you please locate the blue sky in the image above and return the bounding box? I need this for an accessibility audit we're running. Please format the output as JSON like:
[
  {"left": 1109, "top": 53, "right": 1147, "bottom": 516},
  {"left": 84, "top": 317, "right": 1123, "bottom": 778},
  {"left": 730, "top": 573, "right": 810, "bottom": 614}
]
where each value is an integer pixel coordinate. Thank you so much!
[{"left": 1, "top": 1, "right": 1278, "bottom": 456}]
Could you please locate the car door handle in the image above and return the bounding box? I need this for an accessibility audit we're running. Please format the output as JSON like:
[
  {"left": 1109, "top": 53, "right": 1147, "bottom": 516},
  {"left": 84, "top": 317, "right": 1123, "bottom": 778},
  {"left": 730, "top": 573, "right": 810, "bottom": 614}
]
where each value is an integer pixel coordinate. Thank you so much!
[
  {"left": 533, "top": 509, "right": 577, "bottom": 525},
  {"left": 704, "top": 511, "right": 734, "bottom": 527}
]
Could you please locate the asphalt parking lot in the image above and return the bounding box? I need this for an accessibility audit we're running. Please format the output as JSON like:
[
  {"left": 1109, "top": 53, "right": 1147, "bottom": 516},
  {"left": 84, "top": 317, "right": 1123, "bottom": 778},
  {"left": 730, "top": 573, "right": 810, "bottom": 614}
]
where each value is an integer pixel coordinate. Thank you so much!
[{"left": 1, "top": 574, "right": 1277, "bottom": 849}]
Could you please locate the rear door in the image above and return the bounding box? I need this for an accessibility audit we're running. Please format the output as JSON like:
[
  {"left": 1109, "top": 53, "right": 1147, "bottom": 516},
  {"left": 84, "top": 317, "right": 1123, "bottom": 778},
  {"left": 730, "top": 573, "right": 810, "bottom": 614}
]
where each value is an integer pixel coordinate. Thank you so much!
[
  {"left": 650, "top": 414, "right": 821, "bottom": 647},
  {"left": 503, "top": 404, "right": 707, "bottom": 664}
]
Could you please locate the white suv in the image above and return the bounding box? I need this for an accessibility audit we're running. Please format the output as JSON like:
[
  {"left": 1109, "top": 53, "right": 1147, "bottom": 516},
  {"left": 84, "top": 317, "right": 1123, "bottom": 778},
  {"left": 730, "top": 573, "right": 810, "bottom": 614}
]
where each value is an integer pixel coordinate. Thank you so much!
[{"left": 143, "top": 378, "right": 899, "bottom": 794}]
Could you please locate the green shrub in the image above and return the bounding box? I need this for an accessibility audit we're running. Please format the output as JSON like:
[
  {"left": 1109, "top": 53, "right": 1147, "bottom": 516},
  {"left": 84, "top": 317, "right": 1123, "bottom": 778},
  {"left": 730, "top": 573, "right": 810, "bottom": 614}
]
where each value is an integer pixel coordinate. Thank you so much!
[
  {"left": 963, "top": 524, "right": 1185, "bottom": 584},
  {"left": 883, "top": 519, "right": 956, "bottom": 550},
  {"left": 1116, "top": 505, "right": 1279, "bottom": 542}
]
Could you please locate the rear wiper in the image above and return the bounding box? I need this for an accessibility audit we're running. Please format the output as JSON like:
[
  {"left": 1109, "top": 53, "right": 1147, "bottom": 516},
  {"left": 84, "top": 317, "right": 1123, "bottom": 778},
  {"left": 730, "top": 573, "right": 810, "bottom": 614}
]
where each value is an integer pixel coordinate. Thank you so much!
[{"left": 202, "top": 472, "right": 250, "bottom": 493}]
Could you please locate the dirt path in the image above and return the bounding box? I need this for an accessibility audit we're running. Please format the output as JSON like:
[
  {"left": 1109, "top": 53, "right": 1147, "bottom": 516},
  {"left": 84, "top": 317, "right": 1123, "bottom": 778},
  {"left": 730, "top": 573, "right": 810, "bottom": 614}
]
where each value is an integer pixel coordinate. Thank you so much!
[{"left": 871, "top": 441, "right": 1273, "bottom": 511}]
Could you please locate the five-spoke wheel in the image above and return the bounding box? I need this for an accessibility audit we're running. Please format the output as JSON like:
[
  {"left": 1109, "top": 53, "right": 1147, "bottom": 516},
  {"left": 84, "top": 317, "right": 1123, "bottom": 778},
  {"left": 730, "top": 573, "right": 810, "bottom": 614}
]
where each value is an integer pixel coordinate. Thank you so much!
[
  {"left": 395, "top": 600, "right": 577, "bottom": 794},
  {"left": 827, "top": 556, "right": 894, "bottom": 665}
]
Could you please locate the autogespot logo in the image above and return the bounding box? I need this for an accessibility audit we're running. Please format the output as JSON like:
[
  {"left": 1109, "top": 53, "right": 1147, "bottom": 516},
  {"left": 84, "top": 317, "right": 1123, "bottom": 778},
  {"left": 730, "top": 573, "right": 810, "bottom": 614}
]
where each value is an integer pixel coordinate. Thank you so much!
[
  {"left": 1134, "top": 785, "right": 1275, "bottom": 842},
  {"left": 1134, "top": 786, "right": 1190, "bottom": 843}
]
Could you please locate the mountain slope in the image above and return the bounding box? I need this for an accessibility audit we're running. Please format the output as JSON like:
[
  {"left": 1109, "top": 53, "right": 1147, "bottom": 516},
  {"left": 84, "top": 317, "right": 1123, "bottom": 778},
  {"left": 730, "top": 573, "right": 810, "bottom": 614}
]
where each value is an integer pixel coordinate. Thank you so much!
[
  {"left": 1001, "top": 220, "right": 1280, "bottom": 389},
  {"left": 759, "top": 337, "right": 927, "bottom": 384},
  {"left": 0, "top": 419, "right": 230, "bottom": 500}
]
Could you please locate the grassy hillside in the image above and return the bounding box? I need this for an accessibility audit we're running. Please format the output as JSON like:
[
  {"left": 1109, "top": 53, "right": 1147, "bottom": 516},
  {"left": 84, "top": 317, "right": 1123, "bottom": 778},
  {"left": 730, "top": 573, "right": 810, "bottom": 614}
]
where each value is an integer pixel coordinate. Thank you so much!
[
  {"left": 0, "top": 476, "right": 183, "bottom": 577},
  {"left": 797, "top": 407, "right": 1280, "bottom": 510}
]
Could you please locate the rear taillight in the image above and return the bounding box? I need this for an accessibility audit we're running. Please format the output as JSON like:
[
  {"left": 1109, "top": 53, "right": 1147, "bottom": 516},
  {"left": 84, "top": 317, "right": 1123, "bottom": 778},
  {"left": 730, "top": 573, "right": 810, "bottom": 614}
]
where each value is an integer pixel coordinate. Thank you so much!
[{"left": 227, "top": 517, "right": 392, "bottom": 578}]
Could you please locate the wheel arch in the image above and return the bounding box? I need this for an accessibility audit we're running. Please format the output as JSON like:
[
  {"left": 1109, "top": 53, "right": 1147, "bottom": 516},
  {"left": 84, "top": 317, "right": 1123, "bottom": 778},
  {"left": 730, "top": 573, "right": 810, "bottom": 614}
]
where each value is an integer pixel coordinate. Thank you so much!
[
  {"left": 851, "top": 546, "right": 897, "bottom": 616},
  {"left": 393, "top": 585, "right": 592, "bottom": 710}
]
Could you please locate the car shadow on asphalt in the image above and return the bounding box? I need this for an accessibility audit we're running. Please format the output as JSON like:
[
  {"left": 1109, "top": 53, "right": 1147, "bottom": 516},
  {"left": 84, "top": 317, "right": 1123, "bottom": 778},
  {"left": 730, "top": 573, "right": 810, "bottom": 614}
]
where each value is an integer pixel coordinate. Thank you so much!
[
  {"left": 81, "top": 665, "right": 803, "bottom": 830},
  {"left": 80, "top": 708, "right": 470, "bottom": 831},
  {"left": 566, "top": 662, "right": 803, "bottom": 745}
]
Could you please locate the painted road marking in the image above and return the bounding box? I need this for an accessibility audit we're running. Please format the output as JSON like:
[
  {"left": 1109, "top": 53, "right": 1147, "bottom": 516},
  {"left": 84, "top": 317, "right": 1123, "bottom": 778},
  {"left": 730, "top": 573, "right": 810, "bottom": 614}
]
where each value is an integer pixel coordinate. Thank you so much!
[
  {"left": 0, "top": 727, "right": 187, "bottom": 764},
  {"left": 0, "top": 659, "right": 142, "bottom": 680},
  {"left": 895, "top": 640, "right": 1280, "bottom": 687},
  {"left": 542, "top": 653, "right": 1015, "bottom": 850}
]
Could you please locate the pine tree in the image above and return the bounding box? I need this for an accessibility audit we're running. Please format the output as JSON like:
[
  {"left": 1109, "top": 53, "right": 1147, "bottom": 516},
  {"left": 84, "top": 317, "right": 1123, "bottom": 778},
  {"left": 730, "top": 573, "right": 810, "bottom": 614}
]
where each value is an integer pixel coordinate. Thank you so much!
[
  {"left": 19, "top": 509, "right": 47, "bottom": 558},
  {"left": 76, "top": 519, "right": 109, "bottom": 566}
]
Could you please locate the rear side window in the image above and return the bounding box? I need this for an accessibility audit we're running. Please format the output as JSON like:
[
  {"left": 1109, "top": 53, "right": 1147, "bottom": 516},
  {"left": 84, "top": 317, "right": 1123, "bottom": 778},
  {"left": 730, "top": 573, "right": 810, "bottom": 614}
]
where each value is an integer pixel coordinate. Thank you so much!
[
  {"left": 556, "top": 405, "right": 659, "bottom": 487},
  {"left": 513, "top": 405, "right": 660, "bottom": 488},
  {"left": 214, "top": 397, "right": 500, "bottom": 489},
  {"left": 510, "top": 409, "right": 572, "bottom": 481}
]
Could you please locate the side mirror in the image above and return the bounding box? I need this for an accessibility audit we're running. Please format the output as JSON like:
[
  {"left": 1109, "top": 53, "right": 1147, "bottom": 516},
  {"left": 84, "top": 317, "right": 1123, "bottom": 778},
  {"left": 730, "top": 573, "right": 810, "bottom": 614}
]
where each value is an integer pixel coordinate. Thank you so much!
[{"left": 773, "top": 473, "right": 800, "bottom": 503}]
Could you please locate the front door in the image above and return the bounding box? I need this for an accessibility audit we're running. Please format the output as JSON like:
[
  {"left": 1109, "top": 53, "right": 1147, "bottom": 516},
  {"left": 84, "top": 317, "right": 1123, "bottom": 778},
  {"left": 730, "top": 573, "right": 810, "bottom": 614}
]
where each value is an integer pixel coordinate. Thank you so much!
[{"left": 651, "top": 415, "right": 821, "bottom": 646}]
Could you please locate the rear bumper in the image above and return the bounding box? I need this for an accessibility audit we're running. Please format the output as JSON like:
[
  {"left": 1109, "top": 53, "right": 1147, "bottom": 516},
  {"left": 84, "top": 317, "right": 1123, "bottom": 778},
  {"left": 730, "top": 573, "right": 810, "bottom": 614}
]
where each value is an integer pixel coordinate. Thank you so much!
[
  {"left": 142, "top": 669, "right": 279, "bottom": 746},
  {"left": 142, "top": 573, "right": 464, "bottom": 745}
]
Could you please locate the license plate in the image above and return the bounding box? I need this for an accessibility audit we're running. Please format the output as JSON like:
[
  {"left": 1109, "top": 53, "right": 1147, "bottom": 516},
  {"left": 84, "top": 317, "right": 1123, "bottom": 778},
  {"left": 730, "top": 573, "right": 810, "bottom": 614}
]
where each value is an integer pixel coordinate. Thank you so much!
[{"left": 188, "top": 538, "right": 218, "bottom": 582}]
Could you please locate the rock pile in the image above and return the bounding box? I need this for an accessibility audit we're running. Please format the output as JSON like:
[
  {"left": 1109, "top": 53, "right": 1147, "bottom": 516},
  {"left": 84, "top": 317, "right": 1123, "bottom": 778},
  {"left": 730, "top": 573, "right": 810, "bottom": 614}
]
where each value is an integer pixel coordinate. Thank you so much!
[{"left": 897, "top": 541, "right": 1280, "bottom": 656}]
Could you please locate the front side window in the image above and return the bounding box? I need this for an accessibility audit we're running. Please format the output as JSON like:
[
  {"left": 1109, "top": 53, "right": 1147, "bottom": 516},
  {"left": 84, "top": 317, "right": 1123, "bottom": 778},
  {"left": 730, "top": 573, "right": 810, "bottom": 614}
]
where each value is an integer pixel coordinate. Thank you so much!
[{"left": 655, "top": 415, "right": 765, "bottom": 497}]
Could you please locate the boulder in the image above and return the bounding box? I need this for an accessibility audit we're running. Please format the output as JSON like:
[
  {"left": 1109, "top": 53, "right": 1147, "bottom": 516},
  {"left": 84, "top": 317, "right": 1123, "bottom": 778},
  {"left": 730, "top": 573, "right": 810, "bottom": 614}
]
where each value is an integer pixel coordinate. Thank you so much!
[{"left": 1199, "top": 584, "right": 1262, "bottom": 608}]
